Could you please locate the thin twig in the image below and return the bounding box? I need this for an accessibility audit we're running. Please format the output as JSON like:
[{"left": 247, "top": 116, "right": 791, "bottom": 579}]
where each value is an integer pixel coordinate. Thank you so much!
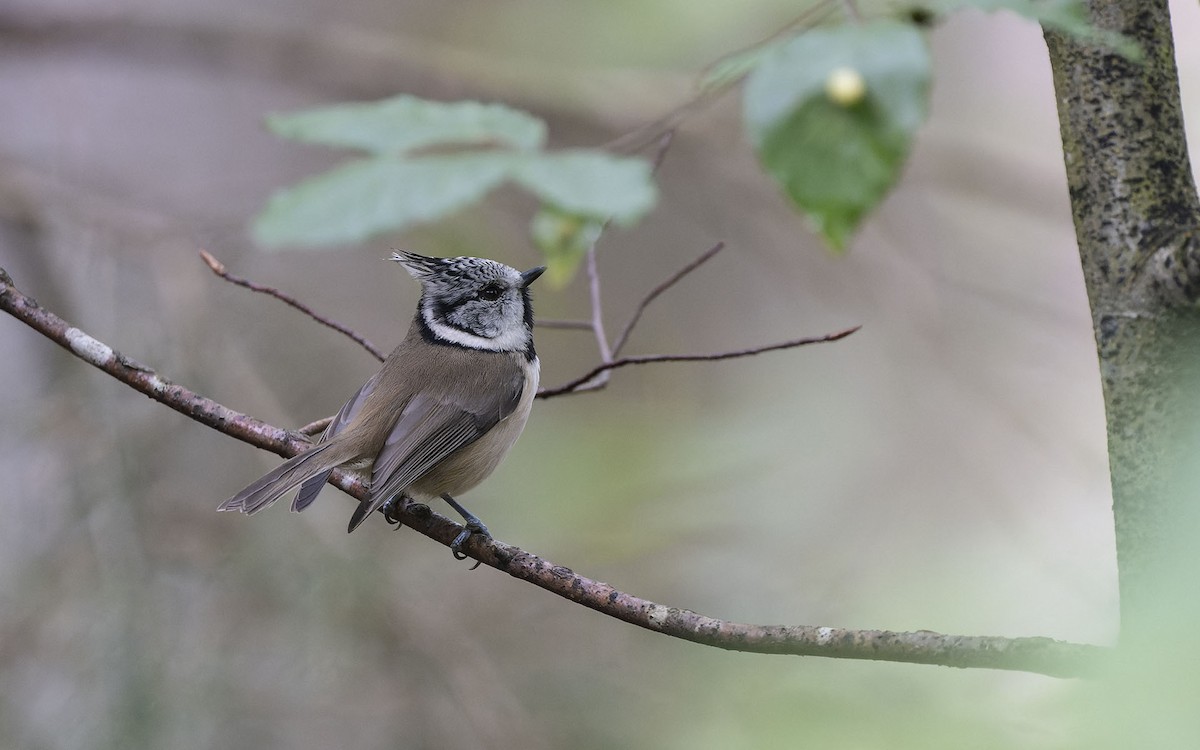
[
  {"left": 537, "top": 319, "right": 595, "bottom": 331},
  {"left": 607, "top": 0, "right": 840, "bottom": 155},
  {"left": 648, "top": 129, "right": 676, "bottom": 173},
  {"left": 298, "top": 417, "right": 333, "bottom": 436},
  {"left": 611, "top": 242, "right": 726, "bottom": 357},
  {"left": 574, "top": 126, "right": 680, "bottom": 389},
  {"left": 603, "top": 90, "right": 720, "bottom": 156},
  {"left": 586, "top": 245, "right": 613, "bottom": 363},
  {"left": 539, "top": 326, "right": 862, "bottom": 399},
  {"left": 578, "top": 245, "right": 614, "bottom": 390},
  {"left": 0, "top": 266, "right": 1106, "bottom": 678},
  {"left": 200, "top": 250, "right": 386, "bottom": 362}
]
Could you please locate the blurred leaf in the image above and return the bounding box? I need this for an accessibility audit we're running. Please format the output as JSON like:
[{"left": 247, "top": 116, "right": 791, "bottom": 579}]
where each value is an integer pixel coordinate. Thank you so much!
[
  {"left": 256, "top": 97, "right": 656, "bottom": 252},
  {"left": 254, "top": 153, "right": 514, "bottom": 248},
  {"left": 530, "top": 206, "right": 604, "bottom": 288},
  {"left": 266, "top": 95, "right": 548, "bottom": 155},
  {"left": 512, "top": 151, "right": 658, "bottom": 225},
  {"left": 744, "top": 20, "right": 930, "bottom": 251},
  {"left": 922, "top": 0, "right": 1141, "bottom": 58}
]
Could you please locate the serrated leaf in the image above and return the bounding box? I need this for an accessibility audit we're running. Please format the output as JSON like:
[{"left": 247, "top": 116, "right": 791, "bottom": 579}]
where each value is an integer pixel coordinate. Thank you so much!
[
  {"left": 530, "top": 206, "right": 604, "bottom": 288},
  {"left": 266, "top": 95, "right": 548, "bottom": 155},
  {"left": 744, "top": 20, "right": 930, "bottom": 250},
  {"left": 253, "top": 153, "right": 515, "bottom": 248},
  {"left": 511, "top": 151, "right": 658, "bottom": 225}
]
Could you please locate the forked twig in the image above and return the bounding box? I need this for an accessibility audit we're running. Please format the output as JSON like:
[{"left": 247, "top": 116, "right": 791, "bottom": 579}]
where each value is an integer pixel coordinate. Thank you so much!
[
  {"left": 200, "top": 244, "right": 855, "bottom": 401},
  {"left": 538, "top": 327, "right": 861, "bottom": 399},
  {"left": 611, "top": 241, "right": 725, "bottom": 357},
  {"left": 569, "top": 129, "right": 680, "bottom": 390}
]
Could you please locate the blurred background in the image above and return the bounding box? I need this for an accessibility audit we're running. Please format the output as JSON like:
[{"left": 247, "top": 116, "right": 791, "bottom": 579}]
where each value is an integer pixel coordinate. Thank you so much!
[{"left": 2, "top": 0, "right": 1199, "bottom": 747}]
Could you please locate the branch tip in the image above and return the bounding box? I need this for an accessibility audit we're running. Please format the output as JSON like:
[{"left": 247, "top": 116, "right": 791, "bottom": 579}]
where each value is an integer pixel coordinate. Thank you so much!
[{"left": 198, "top": 248, "right": 224, "bottom": 274}]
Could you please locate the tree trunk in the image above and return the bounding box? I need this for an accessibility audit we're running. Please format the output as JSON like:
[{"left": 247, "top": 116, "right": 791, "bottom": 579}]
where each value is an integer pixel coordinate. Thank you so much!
[{"left": 1045, "top": 0, "right": 1200, "bottom": 636}]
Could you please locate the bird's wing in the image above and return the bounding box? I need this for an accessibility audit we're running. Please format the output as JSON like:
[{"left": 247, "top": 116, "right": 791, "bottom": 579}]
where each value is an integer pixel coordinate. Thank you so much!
[
  {"left": 292, "top": 372, "right": 379, "bottom": 512},
  {"left": 346, "top": 366, "right": 525, "bottom": 531}
]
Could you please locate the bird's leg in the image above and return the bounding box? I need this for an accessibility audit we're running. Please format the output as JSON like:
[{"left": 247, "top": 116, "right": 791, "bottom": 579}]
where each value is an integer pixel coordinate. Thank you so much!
[{"left": 442, "top": 494, "right": 490, "bottom": 566}]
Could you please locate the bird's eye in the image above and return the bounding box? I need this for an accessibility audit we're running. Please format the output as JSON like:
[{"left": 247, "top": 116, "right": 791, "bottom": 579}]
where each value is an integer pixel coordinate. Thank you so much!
[{"left": 478, "top": 283, "right": 504, "bottom": 301}]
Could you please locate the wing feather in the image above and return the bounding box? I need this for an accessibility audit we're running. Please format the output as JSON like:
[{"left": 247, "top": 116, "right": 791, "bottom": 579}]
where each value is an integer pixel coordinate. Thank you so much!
[
  {"left": 292, "top": 373, "right": 379, "bottom": 512},
  {"left": 346, "top": 364, "right": 525, "bottom": 532}
]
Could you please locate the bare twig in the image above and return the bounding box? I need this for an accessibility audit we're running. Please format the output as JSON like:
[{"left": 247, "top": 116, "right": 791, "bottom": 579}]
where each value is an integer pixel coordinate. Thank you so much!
[
  {"left": 298, "top": 416, "right": 333, "bottom": 436},
  {"left": 607, "top": 1, "right": 840, "bottom": 155},
  {"left": 647, "top": 129, "right": 676, "bottom": 173},
  {"left": 575, "top": 246, "right": 615, "bottom": 391},
  {"left": 603, "top": 91, "right": 720, "bottom": 156},
  {"left": 539, "top": 326, "right": 861, "bottom": 399},
  {"left": 537, "top": 319, "right": 594, "bottom": 331},
  {"left": 611, "top": 241, "right": 726, "bottom": 357},
  {"left": 573, "top": 126, "right": 682, "bottom": 389},
  {"left": 0, "top": 266, "right": 1106, "bottom": 678},
  {"left": 200, "top": 250, "right": 385, "bottom": 362},
  {"left": 585, "top": 247, "right": 613, "bottom": 364}
]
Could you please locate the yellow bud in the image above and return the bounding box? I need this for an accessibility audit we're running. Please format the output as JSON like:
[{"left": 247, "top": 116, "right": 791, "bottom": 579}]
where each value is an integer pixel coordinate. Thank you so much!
[{"left": 825, "top": 67, "right": 866, "bottom": 106}]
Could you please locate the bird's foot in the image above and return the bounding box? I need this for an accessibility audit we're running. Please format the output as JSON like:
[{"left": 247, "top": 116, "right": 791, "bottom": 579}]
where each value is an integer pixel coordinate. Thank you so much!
[
  {"left": 381, "top": 496, "right": 428, "bottom": 529},
  {"left": 443, "top": 494, "right": 489, "bottom": 569},
  {"left": 450, "top": 519, "right": 491, "bottom": 558}
]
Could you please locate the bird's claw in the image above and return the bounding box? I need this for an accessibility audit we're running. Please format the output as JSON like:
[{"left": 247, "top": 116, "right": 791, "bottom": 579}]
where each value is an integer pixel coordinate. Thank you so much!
[
  {"left": 450, "top": 520, "right": 490, "bottom": 570},
  {"left": 382, "top": 497, "right": 403, "bottom": 527},
  {"left": 382, "top": 497, "right": 429, "bottom": 530}
]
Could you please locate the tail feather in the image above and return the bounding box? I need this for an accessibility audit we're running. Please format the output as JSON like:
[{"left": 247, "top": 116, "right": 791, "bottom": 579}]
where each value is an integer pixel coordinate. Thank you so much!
[
  {"left": 292, "top": 469, "right": 335, "bottom": 512},
  {"left": 347, "top": 495, "right": 377, "bottom": 533},
  {"left": 218, "top": 444, "right": 343, "bottom": 515}
]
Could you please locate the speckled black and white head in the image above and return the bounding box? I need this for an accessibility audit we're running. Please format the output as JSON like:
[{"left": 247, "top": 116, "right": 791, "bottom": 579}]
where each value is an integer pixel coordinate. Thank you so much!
[{"left": 392, "top": 251, "right": 544, "bottom": 357}]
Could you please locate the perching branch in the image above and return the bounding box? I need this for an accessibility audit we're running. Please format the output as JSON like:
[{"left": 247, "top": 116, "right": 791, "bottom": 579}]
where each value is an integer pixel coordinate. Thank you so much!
[{"left": 0, "top": 265, "right": 1106, "bottom": 678}]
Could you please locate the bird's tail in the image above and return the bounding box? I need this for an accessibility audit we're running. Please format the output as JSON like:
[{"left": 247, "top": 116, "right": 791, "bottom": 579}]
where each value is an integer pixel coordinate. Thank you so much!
[{"left": 218, "top": 443, "right": 345, "bottom": 515}]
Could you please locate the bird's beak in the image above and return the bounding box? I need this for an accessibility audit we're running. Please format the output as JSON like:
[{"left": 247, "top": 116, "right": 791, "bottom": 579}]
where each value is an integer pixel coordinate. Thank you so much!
[{"left": 520, "top": 266, "right": 546, "bottom": 288}]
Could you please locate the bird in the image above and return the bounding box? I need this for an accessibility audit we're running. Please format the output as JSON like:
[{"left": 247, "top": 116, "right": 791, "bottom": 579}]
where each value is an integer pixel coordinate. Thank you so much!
[{"left": 217, "top": 251, "right": 545, "bottom": 557}]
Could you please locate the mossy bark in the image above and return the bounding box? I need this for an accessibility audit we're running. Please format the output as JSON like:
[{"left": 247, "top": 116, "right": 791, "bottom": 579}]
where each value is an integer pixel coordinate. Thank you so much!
[{"left": 1045, "top": 0, "right": 1200, "bottom": 634}]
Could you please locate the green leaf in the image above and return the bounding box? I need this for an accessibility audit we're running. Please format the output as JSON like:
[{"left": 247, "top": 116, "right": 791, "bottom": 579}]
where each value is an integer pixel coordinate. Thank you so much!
[
  {"left": 266, "top": 95, "right": 548, "bottom": 155},
  {"left": 922, "top": 0, "right": 1141, "bottom": 59},
  {"left": 744, "top": 20, "right": 930, "bottom": 250},
  {"left": 530, "top": 206, "right": 605, "bottom": 288},
  {"left": 253, "top": 153, "right": 515, "bottom": 248},
  {"left": 254, "top": 98, "right": 658, "bottom": 249},
  {"left": 511, "top": 151, "right": 658, "bottom": 225}
]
